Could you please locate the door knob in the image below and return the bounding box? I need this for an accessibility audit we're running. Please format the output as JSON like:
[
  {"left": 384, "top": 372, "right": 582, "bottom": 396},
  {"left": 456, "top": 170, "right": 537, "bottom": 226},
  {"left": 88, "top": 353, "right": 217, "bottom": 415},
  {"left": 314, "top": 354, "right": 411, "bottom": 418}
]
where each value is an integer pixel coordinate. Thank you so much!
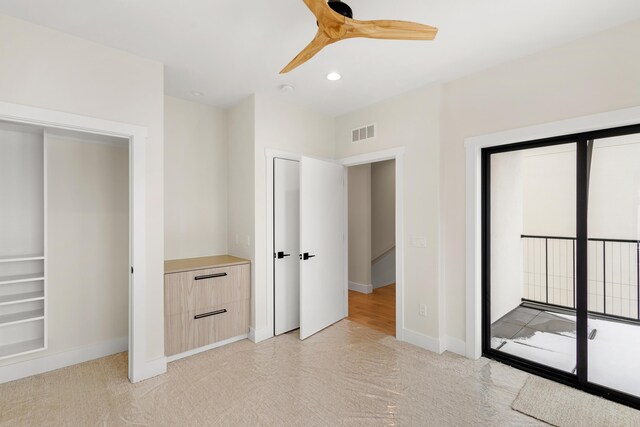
[
  {"left": 301, "top": 252, "right": 316, "bottom": 260},
  {"left": 275, "top": 251, "right": 291, "bottom": 259}
]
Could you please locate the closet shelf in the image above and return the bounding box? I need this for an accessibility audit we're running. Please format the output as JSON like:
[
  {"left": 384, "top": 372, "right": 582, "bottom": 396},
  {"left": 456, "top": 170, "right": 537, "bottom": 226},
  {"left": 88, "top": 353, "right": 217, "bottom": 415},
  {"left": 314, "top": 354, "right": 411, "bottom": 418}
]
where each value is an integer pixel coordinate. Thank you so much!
[
  {"left": 0, "top": 273, "right": 45, "bottom": 286},
  {"left": 0, "top": 255, "right": 44, "bottom": 263},
  {"left": 0, "top": 338, "right": 45, "bottom": 360},
  {"left": 0, "top": 309, "right": 44, "bottom": 327},
  {"left": 0, "top": 291, "right": 45, "bottom": 306}
]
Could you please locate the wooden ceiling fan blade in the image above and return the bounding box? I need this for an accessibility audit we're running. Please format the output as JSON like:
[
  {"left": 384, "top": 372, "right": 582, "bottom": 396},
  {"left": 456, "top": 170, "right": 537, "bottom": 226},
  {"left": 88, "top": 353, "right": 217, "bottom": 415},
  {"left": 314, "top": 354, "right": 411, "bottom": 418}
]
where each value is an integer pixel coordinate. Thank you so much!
[
  {"left": 280, "top": 31, "right": 334, "bottom": 74},
  {"left": 344, "top": 19, "right": 438, "bottom": 40}
]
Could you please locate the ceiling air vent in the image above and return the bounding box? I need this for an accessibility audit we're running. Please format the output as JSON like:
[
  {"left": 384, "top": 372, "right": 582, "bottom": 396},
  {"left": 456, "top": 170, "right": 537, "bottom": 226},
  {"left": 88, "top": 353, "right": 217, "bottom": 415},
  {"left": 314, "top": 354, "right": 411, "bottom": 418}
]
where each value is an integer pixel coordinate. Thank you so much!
[{"left": 351, "top": 123, "right": 376, "bottom": 143}]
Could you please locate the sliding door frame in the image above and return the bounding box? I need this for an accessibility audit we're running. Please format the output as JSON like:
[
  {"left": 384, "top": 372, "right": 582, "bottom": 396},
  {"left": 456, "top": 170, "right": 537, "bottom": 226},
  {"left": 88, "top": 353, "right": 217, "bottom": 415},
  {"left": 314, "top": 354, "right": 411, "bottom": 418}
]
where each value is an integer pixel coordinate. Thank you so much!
[{"left": 480, "top": 123, "right": 640, "bottom": 409}]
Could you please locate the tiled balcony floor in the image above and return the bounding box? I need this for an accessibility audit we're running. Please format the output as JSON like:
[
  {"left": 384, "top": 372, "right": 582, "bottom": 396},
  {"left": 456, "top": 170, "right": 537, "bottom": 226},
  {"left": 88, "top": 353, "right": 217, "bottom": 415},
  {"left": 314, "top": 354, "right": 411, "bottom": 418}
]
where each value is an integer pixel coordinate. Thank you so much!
[{"left": 492, "top": 304, "right": 640, "bottom": 398}]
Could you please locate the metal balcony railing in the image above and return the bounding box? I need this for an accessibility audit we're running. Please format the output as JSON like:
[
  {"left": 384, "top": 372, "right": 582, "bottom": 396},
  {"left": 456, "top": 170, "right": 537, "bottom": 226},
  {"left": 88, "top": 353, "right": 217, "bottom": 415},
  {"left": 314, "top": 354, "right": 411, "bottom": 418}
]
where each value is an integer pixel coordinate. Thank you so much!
[{"left": 521, "top": 234, "right": 640, "bottom": 321}]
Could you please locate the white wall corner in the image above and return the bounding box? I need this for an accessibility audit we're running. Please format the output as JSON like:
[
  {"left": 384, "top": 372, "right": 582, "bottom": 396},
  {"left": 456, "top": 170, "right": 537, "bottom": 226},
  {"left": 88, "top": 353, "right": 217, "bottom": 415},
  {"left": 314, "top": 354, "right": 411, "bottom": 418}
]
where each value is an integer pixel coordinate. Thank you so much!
[
  {"left": 248, "top": 327, "right": 273, "bottom": 343},
  {"left": 0, "top": 337, "right": 128, "bottom": 385},
  {"left": 445, "top": 336, "right": 466, "bottom": 356},
  {"left": 348, "top": 281, "right": 373, "bottom": 294},
  {"left": 402, "top": 328, "right": 443, "bottom": 354}
]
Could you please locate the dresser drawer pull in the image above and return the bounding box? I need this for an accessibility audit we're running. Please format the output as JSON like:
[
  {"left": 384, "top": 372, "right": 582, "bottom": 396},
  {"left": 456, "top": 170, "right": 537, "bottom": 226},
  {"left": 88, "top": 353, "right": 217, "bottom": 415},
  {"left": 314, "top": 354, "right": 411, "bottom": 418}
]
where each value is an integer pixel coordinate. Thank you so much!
[
  {"left": 194, "top": 309, "right": 227, "bottom": 319},
  {"left": 194, "top": 272, "right": 227, "bottom": 281}
]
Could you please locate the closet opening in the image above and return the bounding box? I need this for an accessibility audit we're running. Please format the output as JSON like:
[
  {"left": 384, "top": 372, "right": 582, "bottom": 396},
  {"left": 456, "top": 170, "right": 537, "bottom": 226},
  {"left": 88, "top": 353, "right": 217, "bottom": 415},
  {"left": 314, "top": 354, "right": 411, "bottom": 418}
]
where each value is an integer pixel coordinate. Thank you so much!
[{"left": 0, "top": 119, "right": 131, "bottom": 381}]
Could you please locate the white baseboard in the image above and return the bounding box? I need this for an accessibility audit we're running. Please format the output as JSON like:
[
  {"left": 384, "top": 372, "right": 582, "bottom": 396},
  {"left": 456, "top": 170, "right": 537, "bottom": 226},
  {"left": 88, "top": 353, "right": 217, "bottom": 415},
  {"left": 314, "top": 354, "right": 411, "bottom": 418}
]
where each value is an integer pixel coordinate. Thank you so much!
[
  {"left": 167, "top": 334, "right": 248, "bottom": 363},
  {"left": 133, "top": 356, "right": 167, "bottom": 383},
  {"left": 0, "top": 336, "right": 128, "bottom": 385},
  {"left": 445, "top": 336, "right": 466, "bottom": 356},
  {"left": 402, "top": 328, "right": 443, "bottom": 354},
  {"left": 249, "top": 327, "right": 273, "bottom": 343},
  {"left": 372, "top": 281, "right": 395, "bottom": 289},
  {"left": 348, "top": 281, "right": 373, "bottom": 294}
]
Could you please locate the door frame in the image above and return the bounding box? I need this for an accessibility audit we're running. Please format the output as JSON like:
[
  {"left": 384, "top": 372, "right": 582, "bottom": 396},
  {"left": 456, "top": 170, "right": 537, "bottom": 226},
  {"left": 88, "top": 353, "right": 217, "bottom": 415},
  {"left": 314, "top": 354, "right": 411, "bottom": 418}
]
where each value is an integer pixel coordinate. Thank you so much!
[
  {"left": 0, "top": 100, "right": 150, "bottom": 383},
  {"left": 465, "top": 105, "right": 640, "bottom": 408},
  {"left": 265, "top": 148, "right": 404, "bottom": 340},
  {"left": 465, "top": 105, "right": 640, "bottom": 359},
  {"left": 272, "top": 155, "right": 302, "bottom": 336},
  {"left": 340, "top": 148, "right": 405, "bottom": 340},
  {"left": 266, "top": 150, "right": 302, "bottom": 339}
]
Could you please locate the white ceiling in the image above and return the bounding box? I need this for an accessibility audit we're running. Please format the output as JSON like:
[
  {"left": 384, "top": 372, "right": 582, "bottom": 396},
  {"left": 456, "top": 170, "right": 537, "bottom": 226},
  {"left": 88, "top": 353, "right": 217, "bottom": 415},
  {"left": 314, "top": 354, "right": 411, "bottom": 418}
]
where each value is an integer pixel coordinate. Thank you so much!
[{"left": 1, "top": 0, "right": 639, "bottom": 116}]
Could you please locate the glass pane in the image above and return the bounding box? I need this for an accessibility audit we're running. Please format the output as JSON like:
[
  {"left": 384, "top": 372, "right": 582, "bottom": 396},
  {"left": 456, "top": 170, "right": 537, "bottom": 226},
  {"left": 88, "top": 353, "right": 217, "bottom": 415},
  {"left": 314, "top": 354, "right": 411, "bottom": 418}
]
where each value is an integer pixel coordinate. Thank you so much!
[
  {"left": 587, "top": 133, "right": 640, "bottom": 398},
  {"left": 489, "top": 143, "right": 577, "bottom": 373}
]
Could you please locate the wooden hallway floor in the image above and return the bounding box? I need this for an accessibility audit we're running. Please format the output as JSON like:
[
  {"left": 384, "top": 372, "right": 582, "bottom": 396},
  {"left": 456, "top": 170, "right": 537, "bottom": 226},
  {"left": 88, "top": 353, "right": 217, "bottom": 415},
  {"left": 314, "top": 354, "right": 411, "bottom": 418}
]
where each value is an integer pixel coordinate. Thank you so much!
[{"left": 348, "top": 283, "right": 396, "bottom": 336}]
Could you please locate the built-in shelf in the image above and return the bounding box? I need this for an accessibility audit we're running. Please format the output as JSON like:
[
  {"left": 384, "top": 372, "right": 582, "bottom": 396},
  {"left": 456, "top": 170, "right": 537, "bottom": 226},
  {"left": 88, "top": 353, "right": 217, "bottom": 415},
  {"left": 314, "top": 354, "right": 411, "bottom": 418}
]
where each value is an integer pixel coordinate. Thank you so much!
[
  {"left": 0, "top": 309, "right": 44, "bottom": 327},
  {"left": 0, "top": 254, "right": 45, "bottom": 263},
  {"left": 0, "top": 338, "right": 45, "bottom": 360},
  {"left": 0, "top": 291, "right": 45, "bottom": 306},
  {"left": 0, "top": 124, "right": 47, "bottom": 361},
  {"left": 0, "top": 273, "right": 45, "bottom": 286}
]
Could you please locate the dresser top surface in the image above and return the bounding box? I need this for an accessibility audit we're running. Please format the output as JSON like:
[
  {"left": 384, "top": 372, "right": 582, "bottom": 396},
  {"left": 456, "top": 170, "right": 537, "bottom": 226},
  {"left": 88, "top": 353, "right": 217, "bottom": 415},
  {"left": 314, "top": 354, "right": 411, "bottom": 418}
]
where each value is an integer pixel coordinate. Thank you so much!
[{"left": 164, "top": 255, "right": 250, "bottom": 274}]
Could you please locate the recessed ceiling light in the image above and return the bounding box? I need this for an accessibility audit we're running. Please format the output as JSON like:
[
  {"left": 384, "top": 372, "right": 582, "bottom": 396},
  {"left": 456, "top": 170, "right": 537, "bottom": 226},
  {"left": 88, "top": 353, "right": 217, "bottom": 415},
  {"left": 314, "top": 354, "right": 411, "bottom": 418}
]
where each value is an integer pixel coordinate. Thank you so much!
[
  {"left": 279, "top": 84, "right": 295, "bottom": 93},
  {"left": 326, "top": 72, "right": 342, "bottom": 81},
  {"left": 191, "top": 91, "right": 204, "bottom": 97}
]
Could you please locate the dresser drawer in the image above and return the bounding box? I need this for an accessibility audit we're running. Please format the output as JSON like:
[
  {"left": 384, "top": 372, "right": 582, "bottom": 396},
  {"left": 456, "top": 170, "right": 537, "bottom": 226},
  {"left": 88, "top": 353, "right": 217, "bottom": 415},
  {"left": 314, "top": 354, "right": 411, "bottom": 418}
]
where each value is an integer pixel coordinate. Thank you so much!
[
  {"left": 164, "top": 259, "right": 251, "bottom": 357},
  {"left": 165, "top": 299, "right": 250, "bottom": 356},
  {"left": 164, "top": 264, "right": 250, "bottom": 316},
  {"left": 193, "top": 264, "right": 250, "bottom": 313}
]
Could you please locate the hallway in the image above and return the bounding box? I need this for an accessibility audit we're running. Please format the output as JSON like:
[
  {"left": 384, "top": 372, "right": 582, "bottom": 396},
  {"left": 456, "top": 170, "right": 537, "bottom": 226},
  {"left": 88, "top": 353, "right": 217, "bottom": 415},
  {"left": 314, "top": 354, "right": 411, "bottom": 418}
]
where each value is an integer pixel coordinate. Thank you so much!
[{"left": 347, "top": 284, "right": 396, "bottom": 336}]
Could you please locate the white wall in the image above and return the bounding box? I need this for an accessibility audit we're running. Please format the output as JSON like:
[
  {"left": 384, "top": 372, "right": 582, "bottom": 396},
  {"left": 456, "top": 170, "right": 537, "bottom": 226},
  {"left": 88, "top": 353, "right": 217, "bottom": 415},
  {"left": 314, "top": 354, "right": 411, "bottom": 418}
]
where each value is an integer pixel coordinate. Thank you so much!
[
  {"left": 0, "top": 14, "right": 165, "bottom": 364},
  {"left": 46, "top": 135, "right": 129, "bottom": 356},
  {"left": 226, "top": 94, "right": 256, "bottom": 327},
  {"left": 164, "top": 96, "right": 227, "bottom": 260},
  {"left": 253, "top": 94, "right": 335, "bottom": 337},
  {"left": 226, "top": 100, "right": 255, "bottom": 259},
  {"left": 490, "top": 151, "right": 524, "bottom": 322},
  {"left": 521, "top": 138, "right": 640, "bottom": 241},
  {"left": 371, "top": 247, "right": 396, "bottom": 289},
  {"left": 371, "top": 159, "right": 396, "bottom": 259},
  {"left": 0, "top": 125, "right": 43, "bottom": 257},
  {"left": 335, "top": 84, "right": 443, "bottom": 342},
  {"left": 589, "top": 136, "right": 640, "bottom": 240},
  {"left": 441, "top": 19, "right": 640, "bottom": 343},
  {"left": 522, "top": 145, "right": 576, "bottom": 237},
  {"left": 348, "top": 164, "right": 371, "bottom": 288}
]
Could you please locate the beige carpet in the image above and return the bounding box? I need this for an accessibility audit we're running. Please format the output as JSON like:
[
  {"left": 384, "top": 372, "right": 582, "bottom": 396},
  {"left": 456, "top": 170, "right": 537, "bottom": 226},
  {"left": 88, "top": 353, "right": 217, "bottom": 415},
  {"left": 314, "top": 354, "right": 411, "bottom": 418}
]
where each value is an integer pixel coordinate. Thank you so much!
[
  {"left": 512, "top": 375, "right": 640, "bottom": 427},
  {"left": 0, "top": 320, "right": 544, "bottom": 426}
]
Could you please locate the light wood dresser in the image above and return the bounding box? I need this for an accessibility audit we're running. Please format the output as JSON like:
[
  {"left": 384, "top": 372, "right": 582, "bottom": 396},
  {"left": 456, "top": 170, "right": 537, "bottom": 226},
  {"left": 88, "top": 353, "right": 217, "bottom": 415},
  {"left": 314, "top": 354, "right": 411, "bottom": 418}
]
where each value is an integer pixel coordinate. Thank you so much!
[{"left": 164, "top": 255, "right": 250, "bottom": 358}]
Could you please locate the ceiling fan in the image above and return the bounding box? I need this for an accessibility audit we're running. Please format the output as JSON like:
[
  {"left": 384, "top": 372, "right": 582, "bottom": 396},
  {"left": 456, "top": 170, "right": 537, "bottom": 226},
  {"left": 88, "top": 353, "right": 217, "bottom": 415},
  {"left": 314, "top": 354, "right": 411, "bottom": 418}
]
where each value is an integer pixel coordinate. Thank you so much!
[{"left": 280, "top": 0, "right": 438, "bottom": 74}]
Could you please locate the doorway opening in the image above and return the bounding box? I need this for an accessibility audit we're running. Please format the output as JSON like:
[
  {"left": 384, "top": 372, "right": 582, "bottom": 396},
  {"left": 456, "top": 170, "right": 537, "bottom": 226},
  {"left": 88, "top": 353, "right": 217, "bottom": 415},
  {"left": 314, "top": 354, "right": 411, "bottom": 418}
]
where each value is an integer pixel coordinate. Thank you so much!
[
  {"left": 481, "top": 124, "right": 640, "bottom": 409},
  {"left": 266, "top": 148, "right": 404, "bottom": 343},
  {"left": 346, "top": 160, "right": 396, "bottom": 336},
  {"left": 271, "top": 154, "right": 345, "bottom": 340}
]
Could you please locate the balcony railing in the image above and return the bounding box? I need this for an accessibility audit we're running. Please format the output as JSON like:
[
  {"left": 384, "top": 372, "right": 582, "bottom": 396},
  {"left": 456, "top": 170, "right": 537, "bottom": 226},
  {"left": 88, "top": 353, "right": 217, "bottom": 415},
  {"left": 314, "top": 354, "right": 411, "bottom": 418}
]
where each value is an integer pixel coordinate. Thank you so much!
[{"left": 521, "top": 234, "right": 640, "bottom": 321}]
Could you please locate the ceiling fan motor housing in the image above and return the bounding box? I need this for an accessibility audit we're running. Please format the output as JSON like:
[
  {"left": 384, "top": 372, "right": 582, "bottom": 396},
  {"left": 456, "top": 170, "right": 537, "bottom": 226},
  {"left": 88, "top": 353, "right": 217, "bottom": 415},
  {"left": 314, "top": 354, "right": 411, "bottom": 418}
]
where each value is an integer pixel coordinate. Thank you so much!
[{"left": 328, "top": 0, "right": 353, "bottom": 19}]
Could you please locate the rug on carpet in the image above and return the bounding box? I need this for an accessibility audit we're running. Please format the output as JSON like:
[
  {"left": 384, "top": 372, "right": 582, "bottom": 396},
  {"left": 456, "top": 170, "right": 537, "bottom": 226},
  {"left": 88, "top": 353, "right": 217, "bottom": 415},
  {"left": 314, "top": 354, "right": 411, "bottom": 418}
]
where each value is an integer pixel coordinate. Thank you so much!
[{"left": 512, "top": 375, "right": 640, "bottom": 427}]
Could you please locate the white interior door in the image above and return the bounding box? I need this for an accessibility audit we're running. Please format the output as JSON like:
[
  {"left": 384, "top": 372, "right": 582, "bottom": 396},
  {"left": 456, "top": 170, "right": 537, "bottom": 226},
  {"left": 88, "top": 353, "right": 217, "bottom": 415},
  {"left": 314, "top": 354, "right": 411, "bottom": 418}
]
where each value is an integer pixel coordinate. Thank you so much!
[
  {"left": 299, "top": 156, "right": 345, "bottom": 340},
  {"left": 274, "top": 158, "right": 300, "bottom": 335}
]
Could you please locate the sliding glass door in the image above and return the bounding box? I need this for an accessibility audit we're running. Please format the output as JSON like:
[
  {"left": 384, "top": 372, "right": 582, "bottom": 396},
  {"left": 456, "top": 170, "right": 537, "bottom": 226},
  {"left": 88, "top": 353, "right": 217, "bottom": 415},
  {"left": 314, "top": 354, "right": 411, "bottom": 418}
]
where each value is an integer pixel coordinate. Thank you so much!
[
  {"left": 587, "top": 132, "right": 640, "bottom": 399},
  {"left": 482, "top": 125, "right": 640, "bottom": 409},
  {"left": 486, "top": 142, "right": 577, "bottom": 374}
]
